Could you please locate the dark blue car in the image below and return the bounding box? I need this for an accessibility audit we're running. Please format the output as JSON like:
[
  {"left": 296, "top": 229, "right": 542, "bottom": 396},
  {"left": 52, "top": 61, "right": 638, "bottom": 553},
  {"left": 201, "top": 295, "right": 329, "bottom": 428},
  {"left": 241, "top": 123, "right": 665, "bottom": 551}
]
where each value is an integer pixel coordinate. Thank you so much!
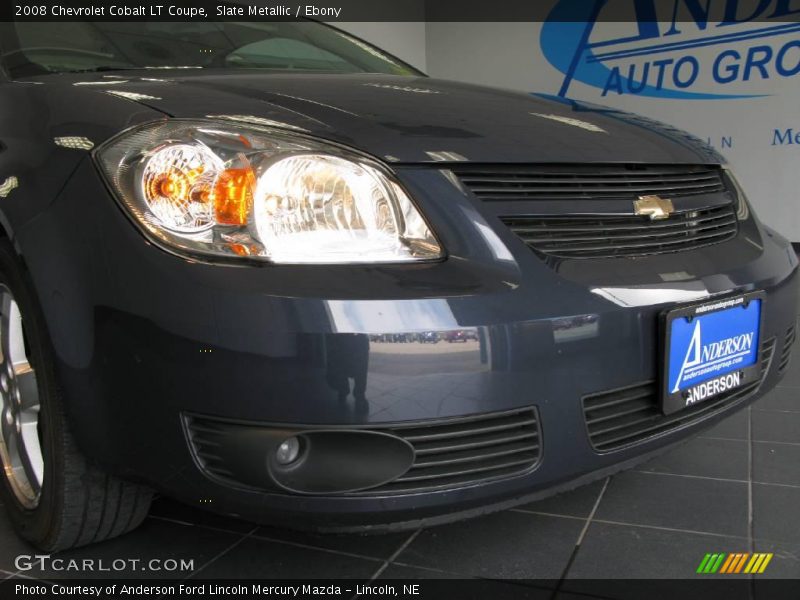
[{"left": 0, "top": 20, "right": 796, "bottom": 550}]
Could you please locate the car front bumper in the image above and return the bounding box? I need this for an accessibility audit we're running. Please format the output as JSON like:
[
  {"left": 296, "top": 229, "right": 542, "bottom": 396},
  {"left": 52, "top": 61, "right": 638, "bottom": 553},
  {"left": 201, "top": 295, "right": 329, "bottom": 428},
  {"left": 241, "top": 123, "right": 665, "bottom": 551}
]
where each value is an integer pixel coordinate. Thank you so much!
[{"left": 16, "top": 159, "right": 799, "bottom": 530}]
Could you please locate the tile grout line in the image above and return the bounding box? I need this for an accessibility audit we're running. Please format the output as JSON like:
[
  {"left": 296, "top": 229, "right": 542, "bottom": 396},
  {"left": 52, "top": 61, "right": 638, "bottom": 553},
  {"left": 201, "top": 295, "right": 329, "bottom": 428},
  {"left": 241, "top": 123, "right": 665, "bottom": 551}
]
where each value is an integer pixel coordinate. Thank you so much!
[
  {"left": 147, "top": 515, "right": 391, "bottom": 564},
  {"left": 629, "top": 468, "right": 800, "bottom": 489},
  {"left": 747, "top": 405, "right": 755, "bottom": 555},
  {"left": 245, "top": 534, "right": 386, "bottom": 564},
  {"left": 4, "top": 570, "right": 51, "bottom": 582},
  {"left": 513, "top": 508, "right": 755, "bottom": 541},
  {"left": 551, "top": 476, "right": 610, "bottom": 598},
  {"left": 631, "top": 470, "right": 749, "bottom": 484},
  {"left": 575, "top": 477, "right": 610, "bottom": 547},
  {"left": 389, "top": 560, "right": 462, "bottom": 577},
  {"left": 245, "top": 535, "right": 385, "bottom": 564},
  {"left": 509, "top": 509, "right": 592, "bottom": 521},
  {"left": 353, "top": 529, "right": 422, "bottom": 599},
  {"left": 701, "top": 435, "right": 800, "bottom": 447},
  {"left": 747, "top": 405, "right": 756, "bottom": 600},
  {"left": 698, "top": 435, "right": 749, "bottom": 442},
  {"left": 181, "top": 526, "right": 259, "bottom": 581}
]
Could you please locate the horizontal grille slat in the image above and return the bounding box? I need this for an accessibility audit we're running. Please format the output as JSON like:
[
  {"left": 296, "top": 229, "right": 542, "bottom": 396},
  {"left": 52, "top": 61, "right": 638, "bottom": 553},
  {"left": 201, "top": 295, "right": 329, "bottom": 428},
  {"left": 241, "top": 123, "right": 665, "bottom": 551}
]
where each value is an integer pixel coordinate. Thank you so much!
[
  {"left": 467, "top": 180, "right": 724, "bottom": 196},
  {"left": 413, "top": 430, "right": 538, "bottom": 455},
  {"left": 584, "top": 401, "right": 658, "bottom": 426},
  {"left": 395, "top": 454, "right": 538, "bottom": 482},
  {"left": 501, "top": 205, "right": 738, "bottom": 259},
  {"left": 583, "top": 384, "right": 658, "bottom": 411},
  {"left": 585, "top": 412, "right": 662, "bottom": 438},
  {"left": 359, "top": 407, "right": 541, "bottom": 495},
  {"left": 761, "top": 339, "right": 775, "bottom": 378},
  {"left": 583, "top": 339, "right": 775, "bottom": 451},
  {"left": 188, "top": 424, "right": 227, "bottom": 435},
  {"left": 778, "top": 326, "right": 795, "bottom": 375},
  {"left": 194, "top": 449, "right": 225, "bottom": 463},
  {"left": 365, "top": 464, "right": 530, "bottom": 495},
  {"left": 527, "top": 228, "right": 735, "bottom": 255},
  {"left": 190, "top": 436, "right": 222, "bottom": 448},
  {"left": 453, "top": 164, "right": 727, "bottom": 202},
  {"left": 410, "top": 441, "right": 538, "bottom": 469},
  {"left": 508, "top": 212, "right": 734, "bottom": 234},
  {"left": 458, "top": 174, "right": 721, "bottom": 185},
  {"left": 591, "top": 384, "right": 759, "bottom": 449},
  {"left": 525, "top": 222, "right": 737, "bottom": 246},
  {"left": 398, "top": 415, "right": 538, "bottom": 443}
]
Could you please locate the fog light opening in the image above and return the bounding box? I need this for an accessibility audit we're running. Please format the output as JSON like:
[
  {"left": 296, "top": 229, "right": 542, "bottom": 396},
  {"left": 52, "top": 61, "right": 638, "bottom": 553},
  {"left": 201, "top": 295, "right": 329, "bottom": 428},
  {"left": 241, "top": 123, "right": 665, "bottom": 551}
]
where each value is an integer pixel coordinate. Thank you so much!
[{"left": 275, "top": 436, "right": 302, "bottom": 466}]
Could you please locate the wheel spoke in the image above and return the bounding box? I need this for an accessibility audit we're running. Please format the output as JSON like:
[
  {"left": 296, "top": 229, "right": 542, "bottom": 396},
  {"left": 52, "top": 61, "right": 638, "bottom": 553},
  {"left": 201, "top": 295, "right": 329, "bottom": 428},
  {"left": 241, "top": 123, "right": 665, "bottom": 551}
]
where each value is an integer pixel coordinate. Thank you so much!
[
  {"left": 18, "top": 422, "right": 44, "bottom": 491},
  {"left": 15, "top": 368, "right": 39, "bottom": 412},
  {"left": 0, "top": 413, "right": 15, "bottom": 454},
  {"left": 7, "top": 299, "right": 28, "bottom": 366}
]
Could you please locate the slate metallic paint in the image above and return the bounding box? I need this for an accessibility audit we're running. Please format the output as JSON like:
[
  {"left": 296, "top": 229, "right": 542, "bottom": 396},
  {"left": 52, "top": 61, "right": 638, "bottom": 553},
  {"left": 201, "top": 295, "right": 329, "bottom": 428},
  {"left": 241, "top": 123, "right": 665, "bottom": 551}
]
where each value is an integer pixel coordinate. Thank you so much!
[{"left": 0, "top": 67, "right": 797, "bottom": 529}]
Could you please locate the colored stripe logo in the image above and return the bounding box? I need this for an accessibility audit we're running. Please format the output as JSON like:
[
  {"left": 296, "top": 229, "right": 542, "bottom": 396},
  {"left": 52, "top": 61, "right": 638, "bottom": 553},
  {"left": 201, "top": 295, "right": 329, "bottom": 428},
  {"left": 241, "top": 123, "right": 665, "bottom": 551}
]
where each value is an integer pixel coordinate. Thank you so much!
[{"left": 697, "top": 553, "right": 773, "bottom": 574}]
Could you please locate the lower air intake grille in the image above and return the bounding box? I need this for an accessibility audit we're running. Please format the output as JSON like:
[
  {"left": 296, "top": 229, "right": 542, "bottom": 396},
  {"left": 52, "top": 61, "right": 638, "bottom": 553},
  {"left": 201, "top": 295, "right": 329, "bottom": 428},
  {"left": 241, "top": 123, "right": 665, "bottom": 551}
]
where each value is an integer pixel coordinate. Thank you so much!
[
  {"left": 583, "top": 338, "right": 775, "bottom": 452},
  {"left": 778, "top": 326, "right": 795, "bottom": 375},
  {"left": 361, "top": 407, "right": 541, "bottom": 495},
  {"left": 186, "top": 408, "right": 541, "bottom": 496},
  {"left": 500, "top": 204, "right": 738, "bottom": 259}
]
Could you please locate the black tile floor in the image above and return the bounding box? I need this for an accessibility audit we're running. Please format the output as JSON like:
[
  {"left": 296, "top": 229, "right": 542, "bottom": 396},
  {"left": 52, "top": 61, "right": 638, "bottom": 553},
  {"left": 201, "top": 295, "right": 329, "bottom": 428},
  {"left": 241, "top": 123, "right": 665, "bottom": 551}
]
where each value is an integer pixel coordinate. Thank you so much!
[{"left": 1, "top": 314, "right": 798, "bottom": 593}]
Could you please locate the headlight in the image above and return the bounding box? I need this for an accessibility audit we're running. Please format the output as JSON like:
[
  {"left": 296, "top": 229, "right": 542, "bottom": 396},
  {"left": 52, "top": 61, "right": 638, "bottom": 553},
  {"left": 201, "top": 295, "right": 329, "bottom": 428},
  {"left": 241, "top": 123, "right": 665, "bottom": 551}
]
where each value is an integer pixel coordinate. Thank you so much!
[{"left": 97, "top": 120, "right": 443, "bottom": 264}]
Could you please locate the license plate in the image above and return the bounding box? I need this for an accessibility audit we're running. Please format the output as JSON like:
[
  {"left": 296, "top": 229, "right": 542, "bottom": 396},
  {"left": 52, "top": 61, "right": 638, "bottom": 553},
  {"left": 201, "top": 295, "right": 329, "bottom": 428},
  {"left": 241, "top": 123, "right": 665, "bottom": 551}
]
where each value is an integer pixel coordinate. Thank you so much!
[{"left": 661, "top": 292, "right": 763, "bottom": 415}]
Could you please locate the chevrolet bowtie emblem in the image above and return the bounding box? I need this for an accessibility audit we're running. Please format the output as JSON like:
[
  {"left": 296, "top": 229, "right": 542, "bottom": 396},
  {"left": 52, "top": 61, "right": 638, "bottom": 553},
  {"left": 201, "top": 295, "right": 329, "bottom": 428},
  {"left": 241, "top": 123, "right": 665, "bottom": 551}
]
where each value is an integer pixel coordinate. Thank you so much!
[{"left": 634, "top": 195, "right": 675, "bottom": 220}]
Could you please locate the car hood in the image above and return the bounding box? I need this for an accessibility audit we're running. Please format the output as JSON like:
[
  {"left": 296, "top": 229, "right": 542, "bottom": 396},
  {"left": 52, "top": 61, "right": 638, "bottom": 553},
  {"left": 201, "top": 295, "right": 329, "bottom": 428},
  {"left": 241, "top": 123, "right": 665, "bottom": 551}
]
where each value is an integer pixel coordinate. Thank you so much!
[{"left": 70, "top": 72, "right": 723, "bottom": 165}]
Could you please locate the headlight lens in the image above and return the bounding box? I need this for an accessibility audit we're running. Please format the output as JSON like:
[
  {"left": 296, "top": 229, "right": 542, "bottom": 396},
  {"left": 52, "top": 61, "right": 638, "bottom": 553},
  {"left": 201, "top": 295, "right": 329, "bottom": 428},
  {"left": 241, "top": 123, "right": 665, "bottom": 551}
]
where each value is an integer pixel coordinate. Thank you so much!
[{"left": 97, "top": 121, "right": 442, "bottom": 264}]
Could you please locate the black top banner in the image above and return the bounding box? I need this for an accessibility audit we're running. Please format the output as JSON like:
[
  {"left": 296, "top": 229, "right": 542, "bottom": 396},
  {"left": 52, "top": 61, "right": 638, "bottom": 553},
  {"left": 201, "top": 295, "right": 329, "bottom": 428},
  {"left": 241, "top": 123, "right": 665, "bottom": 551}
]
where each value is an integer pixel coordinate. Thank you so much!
[{"left": 3, "top": 0, "right": 800, "bottom": 22}]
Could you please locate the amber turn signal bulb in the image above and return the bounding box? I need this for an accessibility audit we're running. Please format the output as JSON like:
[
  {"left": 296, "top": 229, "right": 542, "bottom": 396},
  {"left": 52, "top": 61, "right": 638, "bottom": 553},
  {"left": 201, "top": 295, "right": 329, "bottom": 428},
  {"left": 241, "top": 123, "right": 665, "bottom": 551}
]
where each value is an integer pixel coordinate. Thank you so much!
[{"left": 214, "top": 168, "right": 255, "bottom": 226}]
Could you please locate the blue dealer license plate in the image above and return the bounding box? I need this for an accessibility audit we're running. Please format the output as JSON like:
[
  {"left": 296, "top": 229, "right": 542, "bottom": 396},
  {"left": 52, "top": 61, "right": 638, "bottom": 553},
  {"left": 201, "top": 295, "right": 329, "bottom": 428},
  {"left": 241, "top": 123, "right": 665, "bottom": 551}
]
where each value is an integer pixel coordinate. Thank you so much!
[{"left": 661, "top": 292, "right": 763, "bottom": 415}]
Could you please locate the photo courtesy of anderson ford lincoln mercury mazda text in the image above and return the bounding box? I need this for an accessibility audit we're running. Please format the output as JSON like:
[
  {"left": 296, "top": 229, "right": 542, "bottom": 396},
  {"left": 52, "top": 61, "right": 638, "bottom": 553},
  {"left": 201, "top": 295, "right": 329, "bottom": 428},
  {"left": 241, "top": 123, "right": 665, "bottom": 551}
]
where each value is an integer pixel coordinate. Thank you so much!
[{"left": 0, "top": 20, "right": 796, "bottom": 551}]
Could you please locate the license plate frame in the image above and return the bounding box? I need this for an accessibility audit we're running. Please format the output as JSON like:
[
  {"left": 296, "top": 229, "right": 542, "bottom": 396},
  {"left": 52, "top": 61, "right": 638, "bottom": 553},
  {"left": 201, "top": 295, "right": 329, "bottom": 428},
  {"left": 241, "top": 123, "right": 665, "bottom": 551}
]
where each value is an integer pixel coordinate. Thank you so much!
[{"left": 660, "top": 291, "right": 764, "bottom": 415}]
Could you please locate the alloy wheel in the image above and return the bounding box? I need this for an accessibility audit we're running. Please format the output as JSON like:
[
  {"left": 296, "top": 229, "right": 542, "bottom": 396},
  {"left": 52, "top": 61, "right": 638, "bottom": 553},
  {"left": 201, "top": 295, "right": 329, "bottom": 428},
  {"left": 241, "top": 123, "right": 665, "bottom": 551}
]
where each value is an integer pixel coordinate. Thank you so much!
[{"left": 0, "top": 285, "right": 43, "bottom": 509}]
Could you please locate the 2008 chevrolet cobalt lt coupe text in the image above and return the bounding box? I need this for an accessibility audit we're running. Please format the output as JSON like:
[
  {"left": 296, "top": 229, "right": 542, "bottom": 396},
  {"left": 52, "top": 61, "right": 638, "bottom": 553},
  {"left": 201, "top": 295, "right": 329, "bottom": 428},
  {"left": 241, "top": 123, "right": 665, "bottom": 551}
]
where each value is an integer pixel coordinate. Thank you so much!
[{"left": 0, "top": 20, "right": 796, "bottom": 551}]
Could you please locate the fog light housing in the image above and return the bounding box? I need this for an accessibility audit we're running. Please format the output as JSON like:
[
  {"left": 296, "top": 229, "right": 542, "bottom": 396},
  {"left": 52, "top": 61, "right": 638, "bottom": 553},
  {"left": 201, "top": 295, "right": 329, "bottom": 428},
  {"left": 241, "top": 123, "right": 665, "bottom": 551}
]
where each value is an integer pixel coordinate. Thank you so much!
[{"left": 276, "top": 437, "right": 302, "bottom": 466}]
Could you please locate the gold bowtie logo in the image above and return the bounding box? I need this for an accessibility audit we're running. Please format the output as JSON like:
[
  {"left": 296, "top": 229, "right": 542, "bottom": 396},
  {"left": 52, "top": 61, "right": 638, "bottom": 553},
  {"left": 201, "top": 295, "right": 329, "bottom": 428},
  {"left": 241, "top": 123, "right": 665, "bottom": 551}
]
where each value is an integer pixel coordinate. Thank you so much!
[{"left": 634, "top": 195, "right": 675, "bottom": 220}]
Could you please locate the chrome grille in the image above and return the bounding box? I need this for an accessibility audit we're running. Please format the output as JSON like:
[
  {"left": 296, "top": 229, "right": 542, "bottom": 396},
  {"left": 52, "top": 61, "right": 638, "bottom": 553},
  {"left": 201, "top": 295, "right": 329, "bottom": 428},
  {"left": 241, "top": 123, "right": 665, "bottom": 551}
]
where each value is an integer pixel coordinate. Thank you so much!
[
  {"left": 361, "top": 407, "right": 541, "bottom": 495},
  {"left": 583, "top": 338, "right": 775, "bottom": 452},
  {"left": 453, "top": 164, "right": 726, "bottom": 202},
  {"left": 500, "top": 204, "right": 738, "bottom": 259}
]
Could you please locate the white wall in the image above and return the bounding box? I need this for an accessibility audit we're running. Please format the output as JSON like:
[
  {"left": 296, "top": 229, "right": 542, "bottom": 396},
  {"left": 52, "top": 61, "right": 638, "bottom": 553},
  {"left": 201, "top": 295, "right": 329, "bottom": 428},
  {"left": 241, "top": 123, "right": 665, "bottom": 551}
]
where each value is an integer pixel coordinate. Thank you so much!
[{"left": 334, "top": 22, "right": 427, "bottom": 72}]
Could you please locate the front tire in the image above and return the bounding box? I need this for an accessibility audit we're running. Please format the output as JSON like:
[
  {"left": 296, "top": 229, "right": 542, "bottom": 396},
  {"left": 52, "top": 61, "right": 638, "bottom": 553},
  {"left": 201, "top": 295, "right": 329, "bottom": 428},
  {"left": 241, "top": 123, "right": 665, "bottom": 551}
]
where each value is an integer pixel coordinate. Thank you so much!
[{"left": 0, "top": 239, "right": 152, "bottom": 550}]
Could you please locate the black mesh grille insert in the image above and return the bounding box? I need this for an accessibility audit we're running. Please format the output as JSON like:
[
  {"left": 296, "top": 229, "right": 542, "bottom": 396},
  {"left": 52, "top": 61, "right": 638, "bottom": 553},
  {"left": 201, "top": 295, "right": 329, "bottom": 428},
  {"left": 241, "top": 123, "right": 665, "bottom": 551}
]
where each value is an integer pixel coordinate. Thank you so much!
[
  {"left": 500, "top": 204, "right": 738, "bottom": 259},
  {"left": 453, "top": 164, "right": 726, "bottom": 202},
  {"left": 358, "top": 407, "right": 541, "bottom": 495},
  {"left": 583, "top": 338, "right": 775, "bottom": 452},
  {"left": 778, "top": 325, "right": 796, "bottom": 375}
]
